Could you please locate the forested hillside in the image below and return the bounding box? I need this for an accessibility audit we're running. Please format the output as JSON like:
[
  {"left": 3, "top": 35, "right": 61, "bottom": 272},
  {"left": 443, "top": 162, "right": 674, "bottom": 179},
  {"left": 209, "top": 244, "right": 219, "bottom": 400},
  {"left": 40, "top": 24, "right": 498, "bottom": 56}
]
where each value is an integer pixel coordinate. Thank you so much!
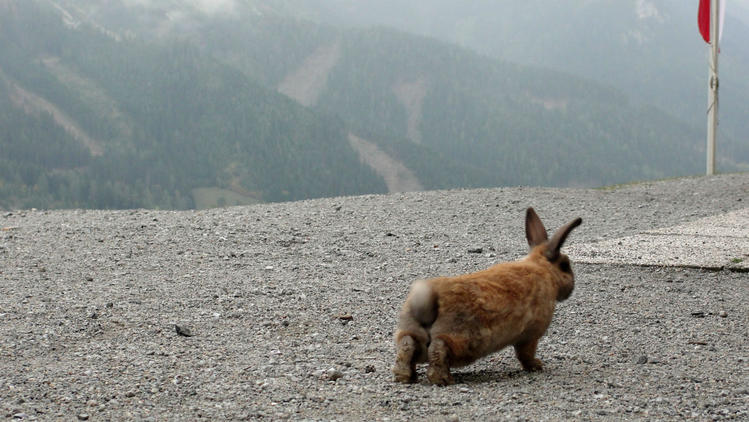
[
  {"left": 315, "top": 29, "right": 706, "bottom": 186},
  {"left": 293, "top": 0, "right": 749, "bottom": 166},
  {"left": 139, "top": 5, "right": 711, "bottom": 187},
  {"left": 0, "top": 0, "right": 738, "bottom": 209},
  {"left": 0, "top": 1, "right": 386, "bottom": 209}
]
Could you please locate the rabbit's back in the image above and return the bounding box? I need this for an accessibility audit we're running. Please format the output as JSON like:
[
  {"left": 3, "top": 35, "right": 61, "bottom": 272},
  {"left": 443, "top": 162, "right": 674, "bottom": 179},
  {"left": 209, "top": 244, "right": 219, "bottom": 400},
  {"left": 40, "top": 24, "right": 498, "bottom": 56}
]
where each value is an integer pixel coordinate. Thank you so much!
[{"left": 427, "top": 261, "right": 559, "bottom": 366}]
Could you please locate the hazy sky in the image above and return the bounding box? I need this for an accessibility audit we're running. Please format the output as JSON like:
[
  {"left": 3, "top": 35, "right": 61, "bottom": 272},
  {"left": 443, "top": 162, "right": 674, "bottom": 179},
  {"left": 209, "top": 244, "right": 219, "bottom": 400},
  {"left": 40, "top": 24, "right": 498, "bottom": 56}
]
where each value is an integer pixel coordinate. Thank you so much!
[
  {"left": 123, "top": 0, "right": 237, "bottom": 15},
  {"left": 189, "top": 0, "right": 236, "bottom": 15}
]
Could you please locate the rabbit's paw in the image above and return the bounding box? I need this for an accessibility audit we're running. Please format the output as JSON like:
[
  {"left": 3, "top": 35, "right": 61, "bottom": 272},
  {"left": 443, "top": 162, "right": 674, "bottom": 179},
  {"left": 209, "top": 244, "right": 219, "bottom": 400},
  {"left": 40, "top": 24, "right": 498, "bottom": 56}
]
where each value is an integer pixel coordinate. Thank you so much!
[
  {"left": 521, "top": 358, "right": 544, "bottom": 372},
  {"left": 426, "top": 365, "right": 454, "bottom": 386},
  {"left": 392, "top": 366, "right": 416, "bottom": 383}
]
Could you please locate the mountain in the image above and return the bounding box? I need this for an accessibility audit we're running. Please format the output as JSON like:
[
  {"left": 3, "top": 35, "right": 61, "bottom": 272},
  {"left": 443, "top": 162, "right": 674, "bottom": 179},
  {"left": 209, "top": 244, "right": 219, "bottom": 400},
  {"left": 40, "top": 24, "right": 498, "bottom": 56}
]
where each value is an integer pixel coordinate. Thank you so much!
[
  {"left": 0, "top": 0, "right": 387, "bottom": 209},
  {"left": 94, "top": 0, "right": 717, "bottom": 185},
  {"left": 289, "top": 0, "right": 749, "bottom": 166},
  {"left": 0, "top": 0, "right": 740, "bottom": 210}
]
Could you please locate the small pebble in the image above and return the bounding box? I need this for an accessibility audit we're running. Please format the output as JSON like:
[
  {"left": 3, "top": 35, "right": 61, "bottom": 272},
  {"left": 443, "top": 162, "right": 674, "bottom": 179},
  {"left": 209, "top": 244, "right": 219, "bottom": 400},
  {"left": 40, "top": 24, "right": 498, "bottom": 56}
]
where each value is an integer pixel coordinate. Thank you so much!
[
  {"left": 175, "top": 324, "right": 194, "bottom": 337},
  {"left": 326, "top": 368, "right": 343, "bottom": 381}
]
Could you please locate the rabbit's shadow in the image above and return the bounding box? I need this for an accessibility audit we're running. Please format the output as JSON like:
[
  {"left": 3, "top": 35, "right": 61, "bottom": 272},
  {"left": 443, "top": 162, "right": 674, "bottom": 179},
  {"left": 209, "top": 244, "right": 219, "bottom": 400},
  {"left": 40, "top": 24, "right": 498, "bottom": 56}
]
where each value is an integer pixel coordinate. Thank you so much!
[
  {"left": 453, "top": 368, "right": 531, "bottom": 385},
  {"left": 412, "top": 367, "right": 537, "bottom": 386}
]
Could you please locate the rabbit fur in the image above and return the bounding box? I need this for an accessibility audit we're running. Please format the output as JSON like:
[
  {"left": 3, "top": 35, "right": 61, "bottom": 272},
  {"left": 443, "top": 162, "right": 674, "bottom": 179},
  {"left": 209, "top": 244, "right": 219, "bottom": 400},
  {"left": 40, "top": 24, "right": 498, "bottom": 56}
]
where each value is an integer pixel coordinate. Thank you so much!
[{"left": 392, "top": 207, "right": 582, "bottom": 385}]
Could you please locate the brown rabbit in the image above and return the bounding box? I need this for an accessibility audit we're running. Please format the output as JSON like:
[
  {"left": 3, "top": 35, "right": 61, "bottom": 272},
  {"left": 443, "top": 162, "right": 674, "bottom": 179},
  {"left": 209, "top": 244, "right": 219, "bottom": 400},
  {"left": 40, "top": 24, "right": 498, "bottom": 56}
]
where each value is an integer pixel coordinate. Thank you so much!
[{"left": 392, "top": 207, "right": 582, "bottom": 385}]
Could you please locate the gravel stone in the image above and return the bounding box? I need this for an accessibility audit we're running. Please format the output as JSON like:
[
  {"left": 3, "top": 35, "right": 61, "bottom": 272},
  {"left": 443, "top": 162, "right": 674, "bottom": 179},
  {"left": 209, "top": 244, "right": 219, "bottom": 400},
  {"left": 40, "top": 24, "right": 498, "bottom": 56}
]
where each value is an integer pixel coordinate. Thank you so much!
[
  {"left": 174, "top": 324, "right": 194, "bottom": 337},
  {"left": 326, "top": 368, "right": 344, "bottom": 381},
  {"left": 1, "top": 174, "right": 748, "bottom": 420}
]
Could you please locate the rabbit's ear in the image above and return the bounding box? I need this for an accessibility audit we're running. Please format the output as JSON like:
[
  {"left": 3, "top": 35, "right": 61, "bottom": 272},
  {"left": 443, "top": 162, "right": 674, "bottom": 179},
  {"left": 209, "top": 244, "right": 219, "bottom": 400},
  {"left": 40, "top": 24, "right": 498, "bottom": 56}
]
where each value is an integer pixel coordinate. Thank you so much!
[
  {"left": 525, "top": 207, "right": 548, "bottom": 248},
  {"left": 545, "top": 217, "right": 583, "bottom": 261}
]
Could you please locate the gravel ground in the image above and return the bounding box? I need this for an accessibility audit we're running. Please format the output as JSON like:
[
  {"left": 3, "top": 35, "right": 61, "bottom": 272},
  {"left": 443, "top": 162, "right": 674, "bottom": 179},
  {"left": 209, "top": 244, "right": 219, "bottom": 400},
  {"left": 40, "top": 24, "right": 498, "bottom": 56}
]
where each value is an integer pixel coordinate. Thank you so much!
[
  {"left": 568, "top": 206, "right": 749, "bottom": 270},
  {"left": 1, "top": 173, "right": 748, "bottom": 421}
]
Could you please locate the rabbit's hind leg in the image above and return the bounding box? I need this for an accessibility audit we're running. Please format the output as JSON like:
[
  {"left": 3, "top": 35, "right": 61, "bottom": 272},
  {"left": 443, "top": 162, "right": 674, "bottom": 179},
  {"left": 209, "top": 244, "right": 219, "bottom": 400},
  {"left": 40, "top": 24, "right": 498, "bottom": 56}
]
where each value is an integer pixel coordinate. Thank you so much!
[
  {"left": 426, "top": 337, "right": 454, "bottom": 386},
  {"left": 393, "top": 334, "right": 420, "bottom": 383}
]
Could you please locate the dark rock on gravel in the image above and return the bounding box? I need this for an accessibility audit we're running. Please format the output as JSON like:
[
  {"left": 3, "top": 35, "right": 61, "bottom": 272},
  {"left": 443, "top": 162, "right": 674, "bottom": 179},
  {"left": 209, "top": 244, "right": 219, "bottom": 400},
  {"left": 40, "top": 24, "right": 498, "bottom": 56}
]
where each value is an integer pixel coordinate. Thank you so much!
[{"left": 174, "top": 325, "right": 194, "bottom": 337}]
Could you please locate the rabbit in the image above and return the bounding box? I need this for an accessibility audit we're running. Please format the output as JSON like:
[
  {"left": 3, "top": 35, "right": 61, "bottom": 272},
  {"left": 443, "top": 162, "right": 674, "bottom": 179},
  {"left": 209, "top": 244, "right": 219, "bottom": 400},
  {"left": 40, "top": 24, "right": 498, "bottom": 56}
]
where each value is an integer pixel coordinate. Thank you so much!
[{"left": 392, "top": 207, "right": 582, "bottom": 385}]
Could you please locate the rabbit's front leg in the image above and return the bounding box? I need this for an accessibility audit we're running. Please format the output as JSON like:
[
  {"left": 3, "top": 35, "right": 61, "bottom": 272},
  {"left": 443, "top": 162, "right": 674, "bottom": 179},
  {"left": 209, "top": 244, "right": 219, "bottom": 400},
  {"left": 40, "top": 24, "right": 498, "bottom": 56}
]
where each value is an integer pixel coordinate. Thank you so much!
[
  {"left": 514, "top": 338, "right": 543, "bottom": 371},
  {"left": 426, "top": 337, "right": 454, "bottom": 386}
]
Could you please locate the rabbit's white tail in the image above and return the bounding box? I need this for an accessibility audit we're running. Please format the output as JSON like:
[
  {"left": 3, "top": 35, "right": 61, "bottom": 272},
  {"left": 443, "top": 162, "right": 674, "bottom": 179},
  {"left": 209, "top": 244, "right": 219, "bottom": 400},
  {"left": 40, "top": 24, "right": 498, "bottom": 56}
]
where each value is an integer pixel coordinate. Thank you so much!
[{"left": 408, "top": 279, "right": 437, "bottom": 327}]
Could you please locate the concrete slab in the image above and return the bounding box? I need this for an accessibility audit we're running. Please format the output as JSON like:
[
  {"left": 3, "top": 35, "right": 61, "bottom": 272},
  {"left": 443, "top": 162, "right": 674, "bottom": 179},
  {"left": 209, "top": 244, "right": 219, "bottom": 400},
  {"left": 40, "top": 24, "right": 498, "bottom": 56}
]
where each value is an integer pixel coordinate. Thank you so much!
[{"left": 568, "top": 208, "right": 749, "bottom": 271}]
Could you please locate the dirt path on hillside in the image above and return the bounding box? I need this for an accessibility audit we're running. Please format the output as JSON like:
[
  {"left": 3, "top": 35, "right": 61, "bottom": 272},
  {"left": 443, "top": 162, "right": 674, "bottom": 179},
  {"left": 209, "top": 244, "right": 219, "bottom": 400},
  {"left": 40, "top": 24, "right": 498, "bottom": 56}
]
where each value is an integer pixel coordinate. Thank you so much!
[
  {"left": 2, "top": 68, "right": 104, "bottom": 156},
  {"left": 348, "top": 133, "right": 423, "bottom": 193},
  {"left": 277, "top": 41, "right": 341, "bottom": 107},
  {"left": 41, "top": 56, "right": 132, "bottom": 139}
]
